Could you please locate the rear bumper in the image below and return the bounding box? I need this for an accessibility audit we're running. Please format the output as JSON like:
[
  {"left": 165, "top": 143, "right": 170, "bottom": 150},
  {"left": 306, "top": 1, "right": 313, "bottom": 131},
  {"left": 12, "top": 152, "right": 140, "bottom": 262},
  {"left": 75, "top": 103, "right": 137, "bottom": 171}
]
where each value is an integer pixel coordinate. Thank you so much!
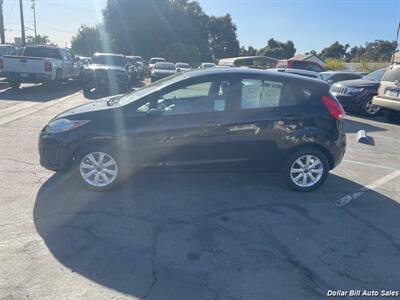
[
  {"left": 4, "top": 71, "right": 54, "bottom": 82},
  {"left": 372, "top": 95, "right": 400, "bottom": 111}
]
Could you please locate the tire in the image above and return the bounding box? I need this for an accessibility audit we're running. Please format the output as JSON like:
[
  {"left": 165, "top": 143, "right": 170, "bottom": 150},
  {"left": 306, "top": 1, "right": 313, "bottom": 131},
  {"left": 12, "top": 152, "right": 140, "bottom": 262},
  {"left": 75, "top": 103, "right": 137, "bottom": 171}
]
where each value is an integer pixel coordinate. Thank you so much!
[
  {"left": 51, "top": 69, "right": 63, "bottom": 88},
  {"left": 361, "top": 96, "right": 380, "bottom": 117},
  {"left": 10, "top": 80, "right": 21, "bottom": 89},
  {"left": 282, "top": 147, "right": 329, "bottom": 192},
  {"left": 83, "top": 85, "right": 92, "bottom": 98},
  {"left": 75, "top": 145, "right": 124, "bottom": 192}
]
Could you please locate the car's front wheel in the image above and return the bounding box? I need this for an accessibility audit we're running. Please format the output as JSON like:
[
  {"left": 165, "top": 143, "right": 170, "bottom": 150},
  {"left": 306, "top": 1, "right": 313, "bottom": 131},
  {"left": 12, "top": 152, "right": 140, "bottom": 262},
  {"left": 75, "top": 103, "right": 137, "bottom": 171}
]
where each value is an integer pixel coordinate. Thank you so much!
[
  {"left": 361, "top": 96, "right": 380, "bottom": 116},
  {"left": 283, "top": 148, "right": 329, "bottom": 192},
  {"left": 77, "top": 148, "right": 121, "bottom": 191}
]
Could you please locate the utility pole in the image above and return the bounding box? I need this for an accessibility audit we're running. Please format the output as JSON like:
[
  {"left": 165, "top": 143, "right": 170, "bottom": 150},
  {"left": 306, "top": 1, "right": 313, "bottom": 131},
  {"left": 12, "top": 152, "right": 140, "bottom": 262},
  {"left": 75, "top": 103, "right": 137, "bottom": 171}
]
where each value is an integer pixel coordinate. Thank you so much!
[
  {"left": 392, "top": 21, "right": 400, "bottom": 63},
  {"left": 19, "top": 0, "right": 25, "bottom": 45},
  {"left": 31, "top": 0, "right": 36, "bottom": 38},
  {"left": 0, "top": 0, "right": 5, "bottom": 44}
]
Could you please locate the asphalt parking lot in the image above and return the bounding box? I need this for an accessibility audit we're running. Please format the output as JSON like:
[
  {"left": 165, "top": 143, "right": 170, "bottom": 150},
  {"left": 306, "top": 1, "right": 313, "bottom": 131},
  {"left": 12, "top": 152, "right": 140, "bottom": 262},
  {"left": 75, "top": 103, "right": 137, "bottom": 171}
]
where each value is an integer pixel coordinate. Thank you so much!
[{"left": 1, "top": 82, "right": 400, "bottom": 300}]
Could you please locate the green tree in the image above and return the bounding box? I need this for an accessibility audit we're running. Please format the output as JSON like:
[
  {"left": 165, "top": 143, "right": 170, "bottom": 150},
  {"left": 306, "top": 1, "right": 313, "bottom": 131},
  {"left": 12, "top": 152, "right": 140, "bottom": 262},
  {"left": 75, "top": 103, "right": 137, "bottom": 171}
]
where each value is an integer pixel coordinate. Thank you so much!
[
  {"left": 71, "top": 25, "right": 107, "bottom": 56},
  {"left": 362, "top": 40, "right": 397, "bottom": 62},
  {"left": 26, "top": 34, "right": 50, "bottom": 44},
  {"left": 208, "top": 14, "right": 240, "bottom": 61},
  {"left": 103, "top": 0, "right": 211, "bottom": 60},
  {"left": 240, "top": 45, "right": 257, "bottom": 56},
  {"left": 320, "top": 41, "right": 349, "bottom": 60},
  {"left": 160, "top": 42, "right": 201, "bottom": 65},
  {"left": 257, "top": 38, "right": 296, "bottom": 59}
]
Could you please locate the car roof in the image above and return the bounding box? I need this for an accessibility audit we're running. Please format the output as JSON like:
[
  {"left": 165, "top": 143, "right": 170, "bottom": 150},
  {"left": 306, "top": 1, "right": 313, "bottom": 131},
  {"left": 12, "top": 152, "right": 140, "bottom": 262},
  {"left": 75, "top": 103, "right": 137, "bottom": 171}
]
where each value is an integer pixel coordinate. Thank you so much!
[
  {"left": 94, "top": 52, "right": 124, "bottom": 57},
  {"left": 320, "top": 71, "right": 359, "bottom": 75},
  {"left": 182, "top": 67, "right": 328, "bottom": 86},
  {"left": 269, "top": 68, "right": 320, "bottom": 76},
  {"left": 25, "top": 44, "right": 58, "bottom": 49},
  {"left": 155, "top": 61, "right": 174, "bottom": 65}
]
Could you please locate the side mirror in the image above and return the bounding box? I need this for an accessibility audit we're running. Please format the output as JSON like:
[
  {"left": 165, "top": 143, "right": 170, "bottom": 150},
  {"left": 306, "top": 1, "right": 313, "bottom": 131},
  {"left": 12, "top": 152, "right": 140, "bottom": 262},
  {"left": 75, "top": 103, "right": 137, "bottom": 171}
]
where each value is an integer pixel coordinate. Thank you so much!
[
  {"left": 176, "top": 68, "right": 181, "bottom": 72},
  {"left": 147, "top": 108, "right": 162, "bottom": 117}
]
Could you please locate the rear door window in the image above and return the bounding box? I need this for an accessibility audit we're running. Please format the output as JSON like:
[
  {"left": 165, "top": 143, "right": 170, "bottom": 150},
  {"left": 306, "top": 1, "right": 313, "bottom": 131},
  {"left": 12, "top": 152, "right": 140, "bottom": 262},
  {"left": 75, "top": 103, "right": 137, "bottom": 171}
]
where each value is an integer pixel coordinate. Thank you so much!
[
  {"left": 240, "top": 79, "right": 298, "bottom": 109},
  {"left": 382, "top": 66, "right": 400, "bottom": 82}
]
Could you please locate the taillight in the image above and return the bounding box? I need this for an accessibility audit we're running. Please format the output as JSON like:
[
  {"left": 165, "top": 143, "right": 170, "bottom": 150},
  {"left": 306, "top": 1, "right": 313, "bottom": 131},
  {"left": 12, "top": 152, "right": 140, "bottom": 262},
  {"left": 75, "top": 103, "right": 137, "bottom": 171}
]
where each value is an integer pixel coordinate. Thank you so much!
[
  {"left": 322, "top": 95, "right": 345, "bottom": 119},
  {"left": 0, "top": 59, "right": 3, "bottom": 69},
  {"left": 44, "top": 61, "right": 52, "bottom": 72}
]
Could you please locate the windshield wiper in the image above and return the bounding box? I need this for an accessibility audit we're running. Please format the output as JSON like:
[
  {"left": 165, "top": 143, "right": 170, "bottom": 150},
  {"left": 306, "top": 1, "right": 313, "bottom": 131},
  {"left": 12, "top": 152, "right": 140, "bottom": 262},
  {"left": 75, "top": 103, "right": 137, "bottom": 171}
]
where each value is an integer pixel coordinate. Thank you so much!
[{"left": 107, "top": 95, "right": 122, "bottom": 106}]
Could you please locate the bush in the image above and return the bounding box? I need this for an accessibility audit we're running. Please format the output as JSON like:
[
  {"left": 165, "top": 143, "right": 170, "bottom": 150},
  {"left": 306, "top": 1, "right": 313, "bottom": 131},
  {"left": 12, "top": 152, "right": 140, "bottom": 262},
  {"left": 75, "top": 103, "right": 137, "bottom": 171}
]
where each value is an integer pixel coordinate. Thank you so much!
[{"left": 325, "top": 58, "right": 345, "bottom": 71}]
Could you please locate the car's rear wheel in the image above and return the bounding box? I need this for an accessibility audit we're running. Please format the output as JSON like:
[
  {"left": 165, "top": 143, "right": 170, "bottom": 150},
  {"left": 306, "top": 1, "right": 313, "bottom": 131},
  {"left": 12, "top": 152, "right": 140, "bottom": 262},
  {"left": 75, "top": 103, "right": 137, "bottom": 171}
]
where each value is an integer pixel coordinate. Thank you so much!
[
  {"left": 361, "top": 96, "right": 380, "bottom": 116},
  {"left": 77, "top": 147, "right": 121, "bottom": 191},
  {"left": 283, "top": 147, "right": 329, "bottom": 192}
]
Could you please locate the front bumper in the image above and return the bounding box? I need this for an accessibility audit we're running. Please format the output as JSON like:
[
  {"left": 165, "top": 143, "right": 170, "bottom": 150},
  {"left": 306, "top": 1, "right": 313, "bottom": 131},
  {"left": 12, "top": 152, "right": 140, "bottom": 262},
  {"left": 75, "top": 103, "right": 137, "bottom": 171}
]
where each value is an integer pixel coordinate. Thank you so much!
[
  {"left": 373, "top": 95, "right": 400, "bottom": 111},
  {"left": 151, "top": 73, "right": 174, "bottom": 80},
  {"left": 38, "top": 132, "right": 76, "bottom": 171},
  {"left": 82, "top": 71, "right": 128, "bottom": 90},
  {"left": 332, "top": 91, "right": 369, "bottom": 111}
]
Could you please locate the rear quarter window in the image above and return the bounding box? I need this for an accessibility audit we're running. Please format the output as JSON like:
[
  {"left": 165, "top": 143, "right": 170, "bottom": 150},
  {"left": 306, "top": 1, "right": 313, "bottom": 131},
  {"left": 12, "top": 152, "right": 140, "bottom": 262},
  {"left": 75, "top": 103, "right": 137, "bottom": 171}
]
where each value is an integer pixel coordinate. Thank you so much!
[
  {"left": 382, "top": 66, "right": 400, "bottom": 82},
  {"left": 240, "top": 79, "right": 299, "bottom": 109}
]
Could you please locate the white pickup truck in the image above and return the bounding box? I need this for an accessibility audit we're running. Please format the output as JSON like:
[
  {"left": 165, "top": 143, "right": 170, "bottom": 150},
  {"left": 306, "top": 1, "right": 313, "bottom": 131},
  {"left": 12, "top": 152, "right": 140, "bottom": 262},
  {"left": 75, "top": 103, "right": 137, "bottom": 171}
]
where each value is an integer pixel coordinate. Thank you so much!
[{"left": 0, "top": 45, "right": 82, "bottom": 88}]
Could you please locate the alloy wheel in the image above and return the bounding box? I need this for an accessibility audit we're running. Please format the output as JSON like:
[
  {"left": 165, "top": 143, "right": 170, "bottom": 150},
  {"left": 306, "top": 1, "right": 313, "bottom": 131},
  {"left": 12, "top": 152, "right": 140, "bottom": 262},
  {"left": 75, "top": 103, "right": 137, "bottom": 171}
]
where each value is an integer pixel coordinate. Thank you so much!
[
  {"left": 79, "top": 152, "right": 118, "bottom": 187},
  {"left": 290, "top": 155, "right": 324, "bottom": 188},
  {"left": 365, "top": 99, "right": 380, "bottom": 115}
]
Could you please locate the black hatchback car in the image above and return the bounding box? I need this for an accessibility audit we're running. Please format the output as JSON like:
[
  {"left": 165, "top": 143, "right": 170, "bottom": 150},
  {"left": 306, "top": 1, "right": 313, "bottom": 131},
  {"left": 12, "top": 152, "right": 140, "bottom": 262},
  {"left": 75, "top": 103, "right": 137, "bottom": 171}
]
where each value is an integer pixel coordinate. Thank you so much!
[{"left": 39, "top": 68, "right": 346, "bottom": 192}]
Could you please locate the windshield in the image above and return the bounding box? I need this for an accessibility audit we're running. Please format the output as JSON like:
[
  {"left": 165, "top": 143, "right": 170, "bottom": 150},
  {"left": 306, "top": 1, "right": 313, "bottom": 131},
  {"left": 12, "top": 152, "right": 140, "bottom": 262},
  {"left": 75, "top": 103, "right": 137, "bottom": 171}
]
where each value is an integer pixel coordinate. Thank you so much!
[
  {"left": 176, "top": 63, "right": 190, "bottom": 68},
  {"left": 126, "top": 57, "right": 137, "bottom": 65},
  {"left": 203, "top": 63, "right": 216, "bottom": 68},
  {"left": 155, "top": 62, "right": 175, "bottom": 70},
  {"left": 133, "top": 56, "right": 142, "bottom": 62},
  {"left": 23, "top": 47, "right": 61, "bottom": 59},
  {"left": 150, "top": 58, "right": 165, "bottom": 64},
  {"left": 118, "top": 72, "right": 186, "bottom": 106},
  {"left": 363, "top": 68, "right": 387, "bottom": 81},
  {"left": 321, "top": 73, "right": 335, "bottom": 80},
  {"left": 92, "top": 55, "right": 125, "bottom": 66}
]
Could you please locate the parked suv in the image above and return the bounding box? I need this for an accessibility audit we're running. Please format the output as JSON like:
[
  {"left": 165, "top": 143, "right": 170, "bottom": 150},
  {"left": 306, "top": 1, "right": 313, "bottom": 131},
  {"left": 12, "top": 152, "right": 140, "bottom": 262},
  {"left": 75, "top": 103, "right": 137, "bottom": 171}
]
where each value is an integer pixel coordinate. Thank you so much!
[
  {"left": 39, "top": 68, "right": 346, "bottom": 192},
  {"left": 373, "top": 64, "right": 400, "bottom": 122},
  {"left": 81, "top": 53, "right": 131, "bottom": 96},
  {"left": 330, "top": 68, "right": 387, "bottom": 116}
]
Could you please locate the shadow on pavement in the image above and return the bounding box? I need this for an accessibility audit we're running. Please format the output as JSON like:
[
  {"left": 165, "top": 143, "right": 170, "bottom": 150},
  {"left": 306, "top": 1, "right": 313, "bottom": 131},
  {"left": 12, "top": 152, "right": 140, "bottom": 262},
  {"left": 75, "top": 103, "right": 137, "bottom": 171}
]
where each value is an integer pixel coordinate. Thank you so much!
[
  {"left": 0, "top": 81, "right": 81, "bottom": 102},
  {"left": 34, "top": 170, "right": 400, "bottom": 299},
  {"left": 343, "top": 117, "right": 387, "bottom": 133}
]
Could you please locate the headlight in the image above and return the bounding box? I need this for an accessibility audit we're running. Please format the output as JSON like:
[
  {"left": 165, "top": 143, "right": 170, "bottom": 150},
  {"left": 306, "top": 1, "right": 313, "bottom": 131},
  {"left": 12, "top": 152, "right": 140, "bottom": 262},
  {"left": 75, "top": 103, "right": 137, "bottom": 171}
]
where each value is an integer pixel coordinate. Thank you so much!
[
  {"left": 45, "top": 119, "right": 90, "bottom": 133},
  {"left": 348, "top": 87, "right": 364, "bottom": 93}
]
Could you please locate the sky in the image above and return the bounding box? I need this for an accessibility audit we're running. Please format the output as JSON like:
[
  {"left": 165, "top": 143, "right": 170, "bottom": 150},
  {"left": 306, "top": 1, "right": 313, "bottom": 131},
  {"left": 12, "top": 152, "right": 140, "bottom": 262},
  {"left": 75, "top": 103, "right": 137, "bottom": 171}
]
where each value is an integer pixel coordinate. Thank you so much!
[{"left": 2, "top": 0, "right": 400, "bottom": 54}]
